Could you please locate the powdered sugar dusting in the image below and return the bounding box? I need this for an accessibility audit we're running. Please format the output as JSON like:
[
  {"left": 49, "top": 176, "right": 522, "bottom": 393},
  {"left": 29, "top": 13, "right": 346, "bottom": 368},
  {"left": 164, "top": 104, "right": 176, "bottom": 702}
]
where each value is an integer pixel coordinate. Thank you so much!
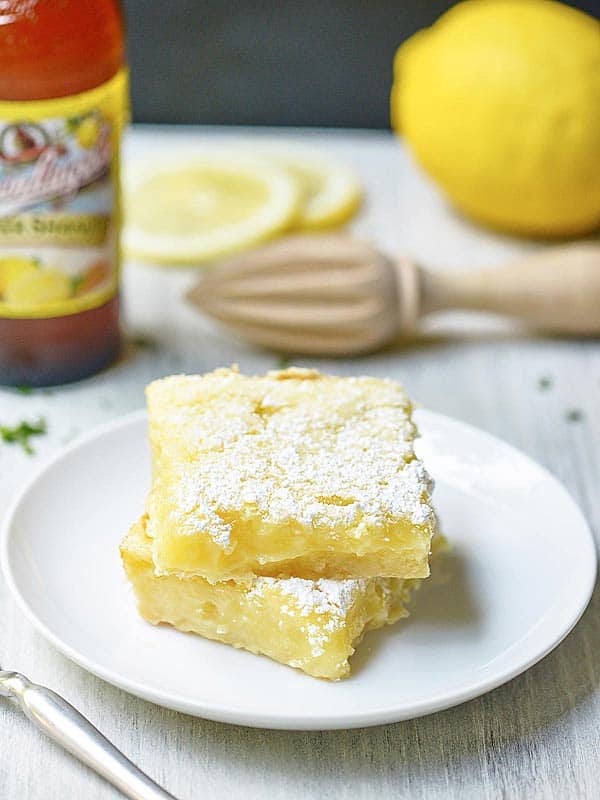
[
  {"left": 248, "top": 574, "right": 368, "bottom": 657},
  {"left": 246, "top": 572, "right": 409, "bottom": 660},
  {"left": 148, "top": 368, "right": 435, "bottom": 550},
  {"left": 254, "top": 576, "right": 364, "bottom": 618}
]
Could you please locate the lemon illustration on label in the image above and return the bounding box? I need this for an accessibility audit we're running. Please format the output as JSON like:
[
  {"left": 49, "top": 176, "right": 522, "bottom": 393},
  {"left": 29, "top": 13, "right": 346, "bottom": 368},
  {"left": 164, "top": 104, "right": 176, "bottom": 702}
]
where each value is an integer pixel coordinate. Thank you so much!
[
  {"left": 0, "top": 256, "right": 39, "bottom": 294},
  {"left": 75, "top": 115, "right": 101, "bottom": 149},
  {"left": 4, "top": 269, "right": 72, "bottom": 308}
]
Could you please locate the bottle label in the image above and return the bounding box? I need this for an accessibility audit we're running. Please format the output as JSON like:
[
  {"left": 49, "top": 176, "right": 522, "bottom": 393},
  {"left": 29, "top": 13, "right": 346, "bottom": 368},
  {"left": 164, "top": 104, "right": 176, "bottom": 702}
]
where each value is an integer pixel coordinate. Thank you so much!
[{"left": 0, "top": 69, "right": 129, "bottom": 319}]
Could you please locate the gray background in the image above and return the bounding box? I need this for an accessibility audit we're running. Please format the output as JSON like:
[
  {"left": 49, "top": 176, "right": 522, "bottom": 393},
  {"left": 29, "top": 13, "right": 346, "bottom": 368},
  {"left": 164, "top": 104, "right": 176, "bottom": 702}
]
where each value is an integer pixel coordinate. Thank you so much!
[{"left": 122, "top": 0, "right": 599, "bottom": 128}]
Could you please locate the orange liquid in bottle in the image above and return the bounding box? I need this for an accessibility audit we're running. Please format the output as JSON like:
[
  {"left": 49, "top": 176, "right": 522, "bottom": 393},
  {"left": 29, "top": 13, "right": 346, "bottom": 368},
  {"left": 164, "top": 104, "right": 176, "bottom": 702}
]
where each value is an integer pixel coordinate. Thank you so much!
[{"left": 0, "top": 0, "right": 127, "bottom": 386}]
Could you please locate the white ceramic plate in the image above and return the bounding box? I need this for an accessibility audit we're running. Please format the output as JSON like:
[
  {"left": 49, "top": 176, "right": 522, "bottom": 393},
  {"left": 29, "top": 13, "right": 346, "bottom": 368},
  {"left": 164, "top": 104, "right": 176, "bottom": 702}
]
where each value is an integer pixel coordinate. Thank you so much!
[{"left": 1, "top": 410, "right": 596, "bottom": 730}]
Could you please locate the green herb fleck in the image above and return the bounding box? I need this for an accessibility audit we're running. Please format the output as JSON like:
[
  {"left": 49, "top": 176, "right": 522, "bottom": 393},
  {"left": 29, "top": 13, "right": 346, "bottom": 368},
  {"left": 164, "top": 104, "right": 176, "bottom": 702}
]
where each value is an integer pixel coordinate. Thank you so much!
[
  {"left": 129, "top": 333, "right": 159, "bottom": 351},
  {"left": 276, "top": 356, "right": 292, "bottom": 370},
  {"left": 537, "top": 375, "right": 553, "bottom": 391},
  {"left": 16, "top": 385, "right": 33, "bottom": 395},
  {"left": 0, "top": 417, "right": 47, "bottom": 455},
  {"left": 565, "top": 409, "right": 583, "bottom": 423}
]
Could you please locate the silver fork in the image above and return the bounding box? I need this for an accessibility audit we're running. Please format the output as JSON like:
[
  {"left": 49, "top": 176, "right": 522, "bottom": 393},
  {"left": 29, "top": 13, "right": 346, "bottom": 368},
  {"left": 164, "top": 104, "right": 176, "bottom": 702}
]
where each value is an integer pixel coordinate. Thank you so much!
[{"left": 1, "top": 667, "right": 179, "bottom": 799}]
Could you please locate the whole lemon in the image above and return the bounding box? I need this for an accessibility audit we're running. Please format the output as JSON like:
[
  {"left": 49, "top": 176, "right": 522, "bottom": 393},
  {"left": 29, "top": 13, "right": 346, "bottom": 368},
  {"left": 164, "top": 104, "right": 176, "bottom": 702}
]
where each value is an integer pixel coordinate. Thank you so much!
[{"left": 391, "top": 0, "right": 600, "bottom": 237}]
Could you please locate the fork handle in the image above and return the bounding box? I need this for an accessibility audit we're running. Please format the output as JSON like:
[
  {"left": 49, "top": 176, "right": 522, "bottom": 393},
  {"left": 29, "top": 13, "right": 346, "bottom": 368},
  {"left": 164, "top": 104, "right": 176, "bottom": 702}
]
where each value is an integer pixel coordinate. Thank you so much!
[{"left": 0, "top": 671, "right": 178, "bottom": 800}]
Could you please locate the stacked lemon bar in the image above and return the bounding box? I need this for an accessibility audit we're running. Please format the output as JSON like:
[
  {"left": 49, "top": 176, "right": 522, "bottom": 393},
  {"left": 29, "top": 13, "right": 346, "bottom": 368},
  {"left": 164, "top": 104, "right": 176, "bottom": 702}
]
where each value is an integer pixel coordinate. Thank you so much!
[{"left": 121, "top": 367, "right": 438, "bottom": 679}]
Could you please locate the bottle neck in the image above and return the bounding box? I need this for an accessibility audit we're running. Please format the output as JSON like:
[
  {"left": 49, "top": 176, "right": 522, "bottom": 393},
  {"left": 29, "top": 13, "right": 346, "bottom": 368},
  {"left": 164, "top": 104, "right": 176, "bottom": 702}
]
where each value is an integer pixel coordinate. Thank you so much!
[{"left": 0, "top": 0, "right": 125, "bottom": 100}]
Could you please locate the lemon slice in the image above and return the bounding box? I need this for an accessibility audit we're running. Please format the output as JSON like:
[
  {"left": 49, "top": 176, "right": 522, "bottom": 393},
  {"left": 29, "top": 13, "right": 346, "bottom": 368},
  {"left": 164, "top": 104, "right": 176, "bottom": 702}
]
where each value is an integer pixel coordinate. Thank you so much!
[
  {"left": 123, "top": 153, "right": 300, "bottom": 265},
  {"left": 257, "top": 144, "right": 363, "bottom": 230}
]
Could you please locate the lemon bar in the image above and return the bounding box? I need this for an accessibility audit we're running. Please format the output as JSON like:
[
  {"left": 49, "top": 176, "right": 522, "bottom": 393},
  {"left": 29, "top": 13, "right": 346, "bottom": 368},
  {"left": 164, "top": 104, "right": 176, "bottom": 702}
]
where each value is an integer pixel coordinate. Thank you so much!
[
  {"left": 121, "top": 518, "right": 417, "bottom": 680},
  {"left": 145, "top": 367, "right": 436, "bottom": 582}
]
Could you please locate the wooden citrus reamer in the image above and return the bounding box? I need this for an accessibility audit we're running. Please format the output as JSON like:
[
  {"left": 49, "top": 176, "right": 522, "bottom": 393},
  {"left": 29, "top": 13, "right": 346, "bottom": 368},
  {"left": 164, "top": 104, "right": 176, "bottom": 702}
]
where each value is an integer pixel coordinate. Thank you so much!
[{"left": 187, "top": 234, "right": 600, "bottom": 356}]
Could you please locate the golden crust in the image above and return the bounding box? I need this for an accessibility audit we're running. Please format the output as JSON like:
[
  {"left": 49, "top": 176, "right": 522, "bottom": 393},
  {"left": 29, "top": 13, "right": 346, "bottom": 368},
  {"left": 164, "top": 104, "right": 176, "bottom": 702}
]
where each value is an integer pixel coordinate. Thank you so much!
[{"left": 121, "top": 517, "right": 417, "bottom": 680}]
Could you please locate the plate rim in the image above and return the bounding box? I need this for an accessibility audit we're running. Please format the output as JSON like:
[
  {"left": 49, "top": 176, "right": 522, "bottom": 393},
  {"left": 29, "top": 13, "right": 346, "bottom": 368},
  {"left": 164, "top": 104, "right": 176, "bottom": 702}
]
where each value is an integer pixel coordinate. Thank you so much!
[{"left": 1, "top": 407, "right": 597, "bottom": 730}]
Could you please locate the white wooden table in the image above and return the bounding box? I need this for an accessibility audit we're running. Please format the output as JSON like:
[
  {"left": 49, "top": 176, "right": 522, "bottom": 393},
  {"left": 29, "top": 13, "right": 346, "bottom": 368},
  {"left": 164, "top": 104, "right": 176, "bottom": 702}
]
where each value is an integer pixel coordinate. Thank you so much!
[{"left": 1, "top": 126, "right": 599, "bottom": 800}]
